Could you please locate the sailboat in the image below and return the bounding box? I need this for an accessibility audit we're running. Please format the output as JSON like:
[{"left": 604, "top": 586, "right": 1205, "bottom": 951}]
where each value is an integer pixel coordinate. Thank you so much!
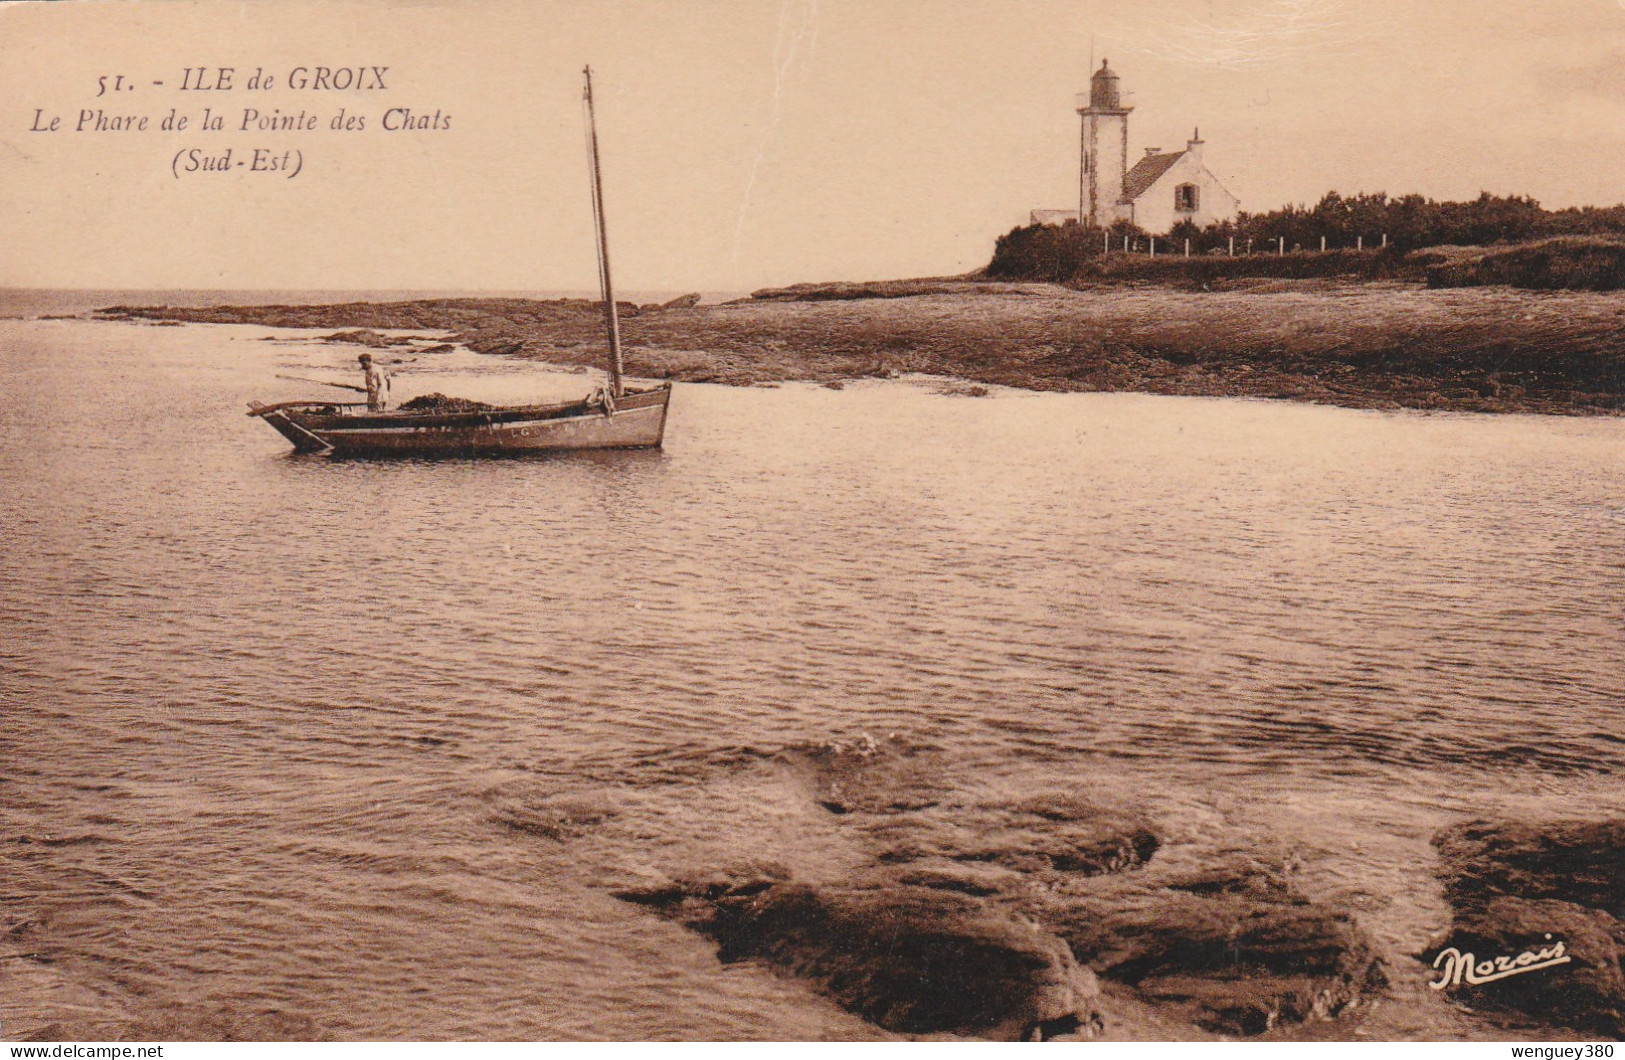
[{"left": 248, "top": 66, "right": 672, "bottom": 457}]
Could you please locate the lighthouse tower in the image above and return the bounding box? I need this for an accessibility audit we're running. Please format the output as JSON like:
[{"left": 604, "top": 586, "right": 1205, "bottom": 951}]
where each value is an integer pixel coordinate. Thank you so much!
[{"left": 1078, "top": 59, "right": 1132, "bottom": 227}]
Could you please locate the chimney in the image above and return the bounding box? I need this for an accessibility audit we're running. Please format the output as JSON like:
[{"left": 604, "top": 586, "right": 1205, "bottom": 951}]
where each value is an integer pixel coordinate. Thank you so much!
[
  {"left": 1145, "top": 147, "right": 1160, "bottom": 157},
  {"left": 1185, "top": 127, "right": 1204, "bottom": 162}
]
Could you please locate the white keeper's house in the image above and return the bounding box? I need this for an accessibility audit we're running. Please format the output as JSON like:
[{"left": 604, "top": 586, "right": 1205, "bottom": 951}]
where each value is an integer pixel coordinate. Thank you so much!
[{"left": 1032, "top": 60, "right": 1240, "bottom": 233}]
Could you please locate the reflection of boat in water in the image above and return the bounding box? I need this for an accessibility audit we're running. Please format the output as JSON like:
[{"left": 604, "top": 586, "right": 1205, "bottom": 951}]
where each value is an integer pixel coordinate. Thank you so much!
[{"left": 248, "top": 65, "right": 671, "bottom": 457}]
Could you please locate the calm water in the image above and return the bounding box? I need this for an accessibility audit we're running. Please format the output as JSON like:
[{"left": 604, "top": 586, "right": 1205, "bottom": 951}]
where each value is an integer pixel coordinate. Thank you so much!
[{"left": 2, "top": 303, "right": 1623, "bottom": 1040}]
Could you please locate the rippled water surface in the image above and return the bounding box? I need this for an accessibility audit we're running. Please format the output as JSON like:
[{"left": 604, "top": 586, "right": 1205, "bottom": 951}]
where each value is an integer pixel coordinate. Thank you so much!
[{"left": 2, "top": 308, "right": 1622, "bottom": 1039}]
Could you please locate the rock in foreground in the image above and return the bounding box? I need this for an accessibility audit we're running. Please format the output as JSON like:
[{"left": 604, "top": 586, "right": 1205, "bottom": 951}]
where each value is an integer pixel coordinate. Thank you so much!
[
  {"left": 1043, "top": 857, "right": 1385, "bottom": 1036},
  {"left": 1435, "top": 818, "right": 1625, "bottom": 917},
  {"left": 619, "top": 867, "right": 1101, "bottom": 1040},
  {"left": 1429, "top": 818, "right": 1625, "bottom": 1037}
]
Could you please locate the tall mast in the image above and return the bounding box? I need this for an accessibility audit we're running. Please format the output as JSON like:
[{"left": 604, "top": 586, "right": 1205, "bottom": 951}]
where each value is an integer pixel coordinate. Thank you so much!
[{"left": 583, "top": 65, "right": 625, "bottom": 399}]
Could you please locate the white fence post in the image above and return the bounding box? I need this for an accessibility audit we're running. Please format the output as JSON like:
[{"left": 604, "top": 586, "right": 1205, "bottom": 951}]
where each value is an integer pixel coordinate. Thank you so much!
[
  {"left": 1150, "top": 237, "right": 1156, "bottom": 258},
  {"left": 1357, "top": 235, "right": 1364, "bottom": 251},
  {"left": 1321, "top": 235, "right": 1327, "bottom": 252},
  {"left": 1228, "top": 235, "right": 1235, "bottom": 256},
  {"left": 1184, "top": 238, "right": 1191, "bottom": 257}
]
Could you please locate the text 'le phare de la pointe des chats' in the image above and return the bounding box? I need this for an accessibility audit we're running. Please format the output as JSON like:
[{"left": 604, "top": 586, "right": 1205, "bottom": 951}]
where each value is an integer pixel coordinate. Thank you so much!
[{"left": 26, "top": 65, "right": 455, "bottom": 180}]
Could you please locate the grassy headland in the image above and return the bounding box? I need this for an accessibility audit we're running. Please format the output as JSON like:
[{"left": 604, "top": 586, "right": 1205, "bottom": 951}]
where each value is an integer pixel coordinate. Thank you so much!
[{"left": 990, "top": 223, "right": 1625, "bottom": 292}]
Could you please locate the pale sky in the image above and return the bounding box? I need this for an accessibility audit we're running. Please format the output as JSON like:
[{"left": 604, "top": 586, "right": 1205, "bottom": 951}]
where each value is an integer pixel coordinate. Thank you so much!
[{"left": 4, "top": 0, "right": 1625, "bottom": 290}]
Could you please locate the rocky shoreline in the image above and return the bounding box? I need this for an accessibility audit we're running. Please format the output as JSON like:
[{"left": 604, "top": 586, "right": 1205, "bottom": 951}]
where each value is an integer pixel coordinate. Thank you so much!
[
  {"left": 543, "top": 737, "right": 1624, "bottom": 1042},
  {"left": 93, "top": 277, "right": 1625, "bottom": 416}
]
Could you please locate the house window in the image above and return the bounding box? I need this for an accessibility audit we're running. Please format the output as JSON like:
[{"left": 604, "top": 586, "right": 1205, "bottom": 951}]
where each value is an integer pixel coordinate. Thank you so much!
[{"left": 1175, "top": 184, "right": 1199, "bottom": 212}]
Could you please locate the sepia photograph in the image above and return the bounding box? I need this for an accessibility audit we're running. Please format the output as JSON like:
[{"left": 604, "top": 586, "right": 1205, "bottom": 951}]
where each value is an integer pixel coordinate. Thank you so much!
[{"left": 2, "top": 0, "right": 1623, "bottom": 1046}]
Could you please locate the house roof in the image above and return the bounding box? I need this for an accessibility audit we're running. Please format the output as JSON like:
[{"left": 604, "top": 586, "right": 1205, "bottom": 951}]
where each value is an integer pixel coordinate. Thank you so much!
[{"left": 1121, "top": 150, "right": 1185, "bottom": 202}]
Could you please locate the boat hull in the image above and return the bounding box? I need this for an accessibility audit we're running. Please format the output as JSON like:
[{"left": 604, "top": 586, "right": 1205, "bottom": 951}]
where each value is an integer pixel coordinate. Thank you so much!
[{"left": 249, "top": 385, "right": 671, "bottom": 457}]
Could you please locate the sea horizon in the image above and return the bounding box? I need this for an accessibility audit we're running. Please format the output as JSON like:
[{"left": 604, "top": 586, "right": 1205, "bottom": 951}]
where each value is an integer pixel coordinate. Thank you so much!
[{"left": 0, "top": 286, "right": 754, "bottom": 318}]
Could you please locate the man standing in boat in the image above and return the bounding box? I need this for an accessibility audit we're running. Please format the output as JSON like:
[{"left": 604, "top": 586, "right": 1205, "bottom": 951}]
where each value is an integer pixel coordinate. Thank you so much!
[{"left": 358, "top": 352, "right": 390, "bottom": 411}]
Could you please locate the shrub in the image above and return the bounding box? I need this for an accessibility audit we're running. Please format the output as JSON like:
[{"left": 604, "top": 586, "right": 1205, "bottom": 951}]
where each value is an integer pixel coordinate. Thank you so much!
[
  {"left": 1426, "top": 237, "right": 1625, "bottom": 290},
  {"left": 992, "top": 190, "right": 1625, "bottom": 287}
]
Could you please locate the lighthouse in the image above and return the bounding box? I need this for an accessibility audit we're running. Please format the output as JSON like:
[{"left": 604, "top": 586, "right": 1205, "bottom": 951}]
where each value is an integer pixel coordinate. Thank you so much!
[
  {"left": 1031, "top": 61, "right": 1240, "bottom": 232},
  {"left": 1078, "top": 59, "right": 1132, "bottom": 227}
]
